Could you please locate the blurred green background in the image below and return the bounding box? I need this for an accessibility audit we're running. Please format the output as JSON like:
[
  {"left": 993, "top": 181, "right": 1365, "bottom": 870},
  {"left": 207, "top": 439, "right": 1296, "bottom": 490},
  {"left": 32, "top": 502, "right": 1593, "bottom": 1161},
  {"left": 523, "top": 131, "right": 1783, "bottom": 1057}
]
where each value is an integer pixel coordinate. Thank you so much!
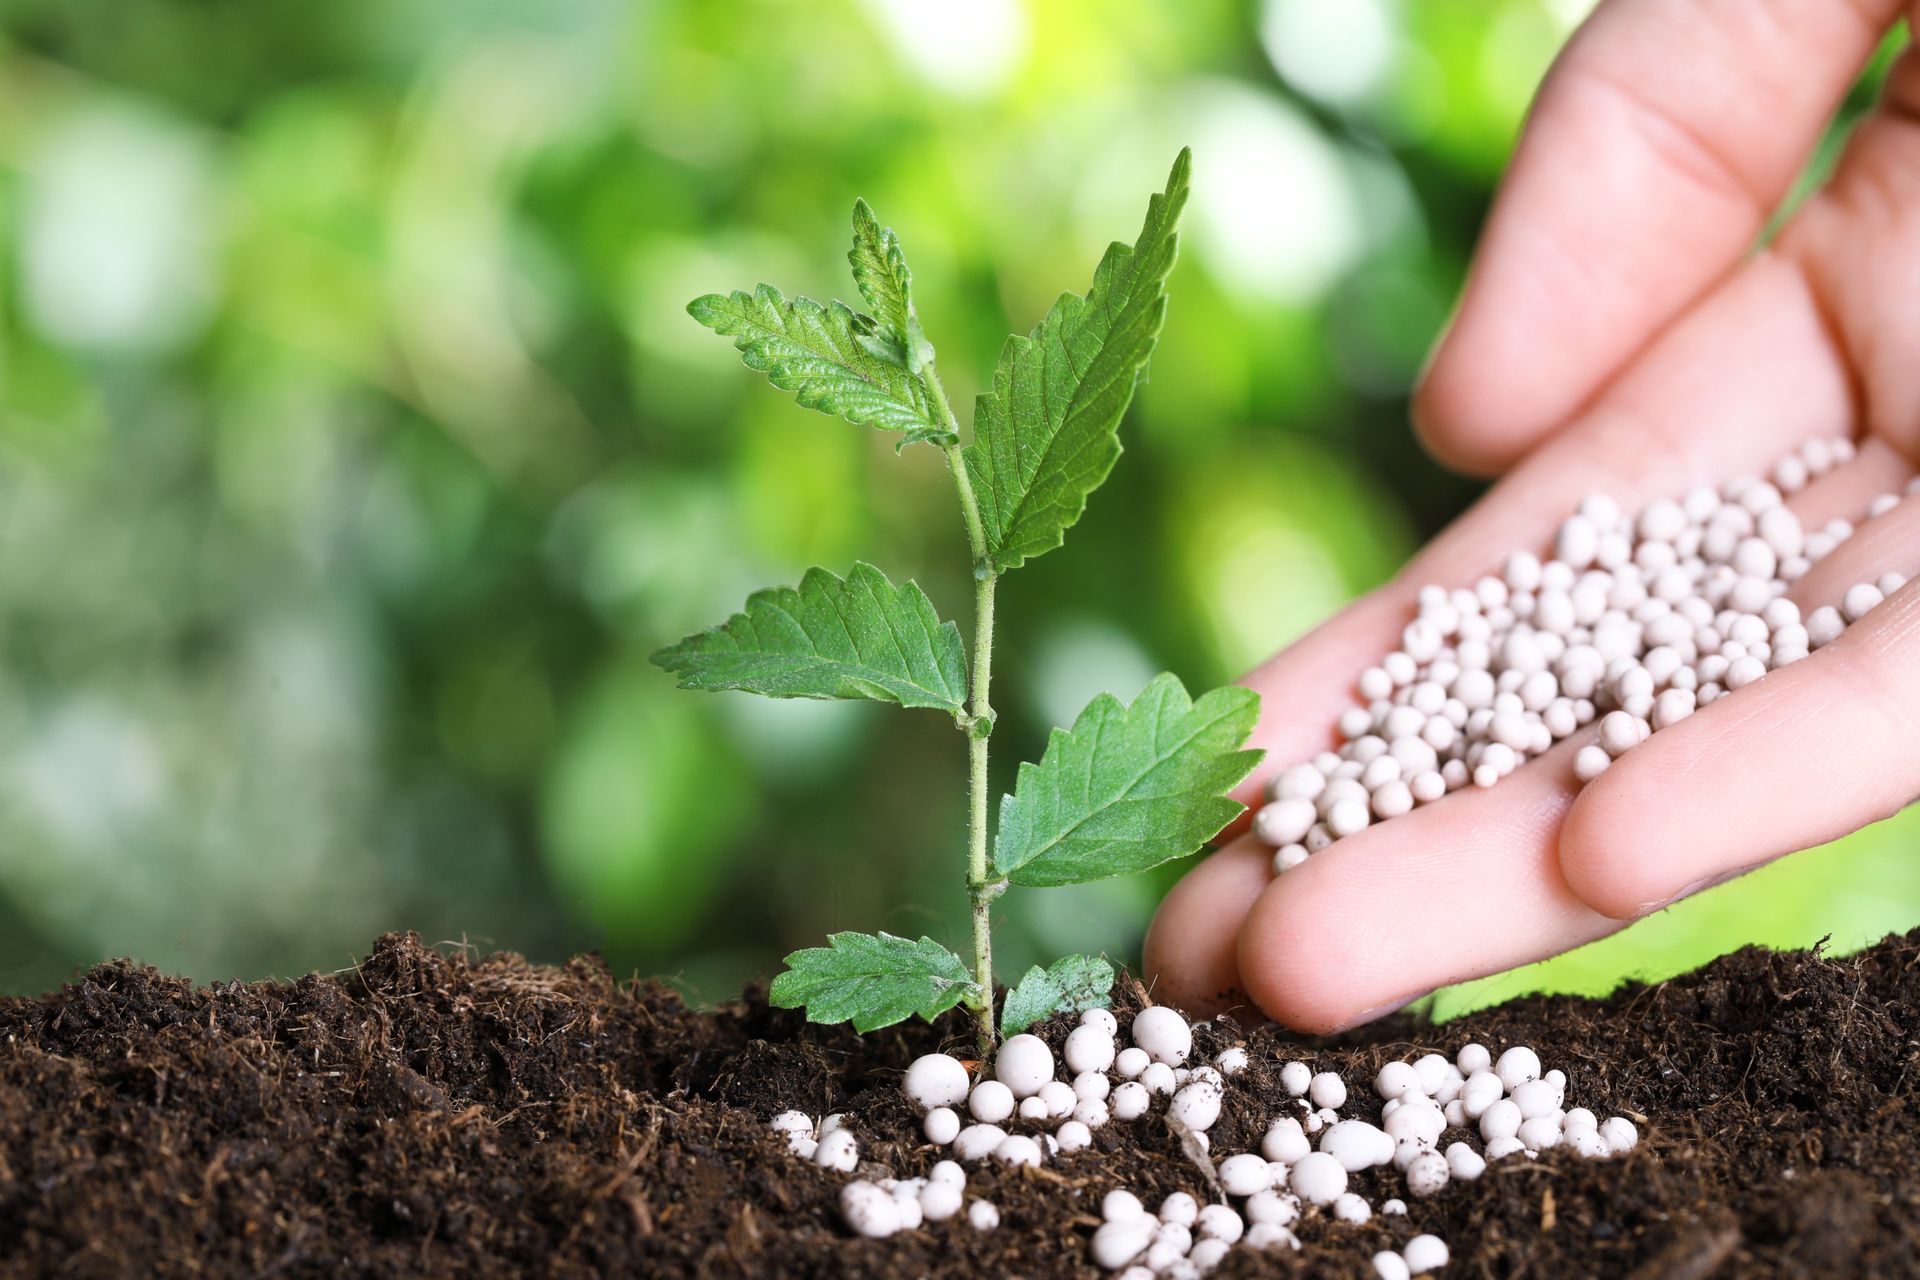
[{"left": 0, "top": 0, "right": 1914, "bottom": 1014}]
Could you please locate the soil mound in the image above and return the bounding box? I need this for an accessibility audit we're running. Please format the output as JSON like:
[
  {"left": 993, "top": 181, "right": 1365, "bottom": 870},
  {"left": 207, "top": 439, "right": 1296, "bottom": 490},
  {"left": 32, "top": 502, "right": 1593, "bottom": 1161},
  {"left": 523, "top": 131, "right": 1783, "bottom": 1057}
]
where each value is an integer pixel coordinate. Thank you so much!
[{"left": 3, "top": 930, "right": 1918, "bottom": 1277}]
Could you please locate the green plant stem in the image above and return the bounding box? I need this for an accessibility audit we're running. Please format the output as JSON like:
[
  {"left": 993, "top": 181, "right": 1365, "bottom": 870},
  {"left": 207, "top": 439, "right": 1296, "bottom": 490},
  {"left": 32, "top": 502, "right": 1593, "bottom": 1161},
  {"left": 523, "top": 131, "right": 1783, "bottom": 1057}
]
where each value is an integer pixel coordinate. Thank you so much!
[
  {"left": 928, "top": 364, "right": 1001, "bottom": 1057},
  {"left": 962, "top": 571, "right": 997, "bottom": 1053}
]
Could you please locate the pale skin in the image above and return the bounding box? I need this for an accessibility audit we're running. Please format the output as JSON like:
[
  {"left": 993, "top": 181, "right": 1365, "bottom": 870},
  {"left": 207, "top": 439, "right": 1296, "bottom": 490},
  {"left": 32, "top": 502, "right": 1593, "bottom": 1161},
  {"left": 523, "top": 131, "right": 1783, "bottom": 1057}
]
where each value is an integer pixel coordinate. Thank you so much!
[{"left": 1144, "top": 0, "right": 1920, "bottom": 1032}]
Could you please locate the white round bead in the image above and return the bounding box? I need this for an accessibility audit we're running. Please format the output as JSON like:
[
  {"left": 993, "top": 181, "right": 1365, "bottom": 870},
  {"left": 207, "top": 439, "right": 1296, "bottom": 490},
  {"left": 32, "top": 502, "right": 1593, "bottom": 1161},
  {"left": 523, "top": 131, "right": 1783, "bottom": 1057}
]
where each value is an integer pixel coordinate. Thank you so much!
[
  {"left": 1494, "top": 1045, "right": 1541, "bottom": 1090},
  {"left": 1273, "top": 763, "right": 1326, "bottom": 802},
  {"left": 1074, "top": 1070, "right": 1111, "bottom": 1103},
  {"left": 1843, "top": 582, "right": 1885, "bottom": 623},
  {"left": 1168, "top": 1080, "right": 1223, "bottom": 1132},
  {"left": 1374, "top": 1250, "right": 1413, "bottom": 1280},
  {"left": 1157, "top": 1190, "right": 1197, "bottom": 1227},
  {"left": 1601, "top": 1115, "right": 1640, "bottom": 1153},
  {"left": 840, "top": 1181, "right": 901, "bottom": 1237},
  {"left": 1140, "top": 1063, "right": 1177, "bottom": 1095},
  {"left": 1064, "top": 1024, "right": 1117, "bottom": 1075},
  {"left": 968, "top": 1080, "right": 1014, "bottom": 1123},
  {"left": 1404, "top": 1234, "right": 1451, "bottom": 1274},
  {"left": 1574, "top": 744, "right": 1612, "bottom": 782},
  {"left": 1254, "top": 798, "right": 1316, "bottom": 846},
  {"left": 1090, "top": 1218, "right": 1154, "bottom": 1270},
  {"left": 994, "top": 1033, "right": 1054, "bottom": 1099},
  {"left": 1195, "top": 1203, "right": 1243, "bottom": 1243},
  {"left": 1218, "top": 1152, "right": 1272, "bottom": 1196},
  {"left": 1517, "top": 1116, "right": 1562, "bottom": 1151},
  {"left": 1405, "top": 1149, "right": 1450, "bottom": 1197},
  {"left": 1262, "top": 1117, "right": 1311, "bottom": 1163},
  {"left": 813, "top": 1127, "right": 859, "bottom": 1171},
  {"left": 1446, "top": 1142, "right": 1487, "bottom": 1181},
  {"left": 1287, "top": 1151, "right": 1348, "bottom": 1205},
  {"left": 924, "top": 1106, "right": 960, "bottom": 1145},
  {"left": 1511, "top": 1078, "right": 1559, "bottom": 1120},
  {"left": 1308, "top": 1071, "right": 1348, "bottom": 1109},
  {"left": 904, "top": 1053, "right": 971, "bottom": 1111},
  {"left": 1479, "top": 1098, "right": 1522, "bottom": 1142},
  {"left": 1570, "top": 1127, "right": 1611, "bottom": 1158},
  {"left": 1244, "top": 1187, "right": 1300, "bottom": 1225},
  {"left": 1333, "top": 1192, "right": 1372, "bottom": 1223},
  {"left": 993, "top": 1133, "right": 1043, "bottom": 1166},
  {"left": 919, "top": 1180, "right": 963, "bottom": 1222},
  {"left": 1038, "top": 1079, "right": 1077, "bottom": 1118},
  {"left": 1244, "top": 1222, "right": 1299, "bottom": 1251},
  {"left": 1130, "top": 1006, "right": 1192, "bottom": 1066},
  {"left": 769, "top": 1109, "right": 813, "bottom": 1136},
  {"left": 951, "top": 1124, "right": 1006, "bottom": 1161},
  {"left": 1110, "top": 1081, "right": 1150, "bottom": 1121},
  {"left": 1321, "top": 1120, "right": 1394, "bottom": 1171},
  {"left": 1188, "top": 1240, "right": 1230, "bottom": 1272}
]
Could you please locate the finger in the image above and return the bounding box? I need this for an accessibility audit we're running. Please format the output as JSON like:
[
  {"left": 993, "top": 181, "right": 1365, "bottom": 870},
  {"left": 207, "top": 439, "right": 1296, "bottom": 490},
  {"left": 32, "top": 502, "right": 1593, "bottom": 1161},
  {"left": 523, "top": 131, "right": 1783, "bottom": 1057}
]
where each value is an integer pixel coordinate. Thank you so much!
[
  {"left": 1782, "top": 41, "right": 1920, "bottom": 457},
  {"left": 1234, "top": 737, "right": 1624, "bottom": 1033},
  {"left": 1555, "top": 42, "right": 1920, "bottom": 917},
  {"left": 1561, "top": 504, "right": 1920, "bottom": 919},
  {"left": 1140, "top": 838, "right": 1272, "bottom": 1019},
  {"left": 1414, "top": 0, "right": 1904, "bottom": 476},
  {"left": 1158, "top": 256, "right": 1852, "bottom": 1018}
]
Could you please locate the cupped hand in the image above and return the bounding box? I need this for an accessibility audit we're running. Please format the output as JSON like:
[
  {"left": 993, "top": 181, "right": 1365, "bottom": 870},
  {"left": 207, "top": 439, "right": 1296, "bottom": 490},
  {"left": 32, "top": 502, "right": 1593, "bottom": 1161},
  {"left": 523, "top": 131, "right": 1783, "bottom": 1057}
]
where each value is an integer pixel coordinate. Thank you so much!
[{"left": 1145, "top": 0, "right": 1920, "bottom": 1031}]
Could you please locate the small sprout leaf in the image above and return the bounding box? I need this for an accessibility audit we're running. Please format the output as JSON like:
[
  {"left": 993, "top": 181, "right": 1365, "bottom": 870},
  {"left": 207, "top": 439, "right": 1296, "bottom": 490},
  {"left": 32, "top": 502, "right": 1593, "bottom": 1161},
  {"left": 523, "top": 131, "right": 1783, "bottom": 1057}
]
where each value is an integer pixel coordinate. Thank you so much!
[
  {"left": 770, "top": 931, "right": 978, "bottom": 1032},
  {"left": 1000, "top": 954, "right": 1115, "bottom": 1036},
  {"left": 992, "top": 673, "right": 1262, "bottom": 887},
  {"left": 963, "top": 148, "right": 1190, "bottom": 572},
  {"left": 848, "top": 200, "right": 933, "bottom": 372},
  {"left": 650, "top": 563, "right": 968, "bottom": 714},
  {"left": 687, "top": 284, "right": 953, "bottom": 445}
]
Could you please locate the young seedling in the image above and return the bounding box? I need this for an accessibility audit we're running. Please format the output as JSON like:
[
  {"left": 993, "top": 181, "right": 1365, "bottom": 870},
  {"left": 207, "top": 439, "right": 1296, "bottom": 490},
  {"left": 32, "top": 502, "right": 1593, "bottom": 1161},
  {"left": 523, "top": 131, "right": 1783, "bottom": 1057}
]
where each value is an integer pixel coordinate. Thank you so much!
[{"left": 652, "top": 149, "right": 1262, "bottom": 1054}]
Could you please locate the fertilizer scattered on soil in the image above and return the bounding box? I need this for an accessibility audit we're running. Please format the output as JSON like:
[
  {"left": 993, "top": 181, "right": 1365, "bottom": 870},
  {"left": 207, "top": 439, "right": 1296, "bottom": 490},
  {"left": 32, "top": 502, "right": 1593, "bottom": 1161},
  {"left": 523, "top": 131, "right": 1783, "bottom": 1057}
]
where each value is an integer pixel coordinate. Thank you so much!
[
  {"left": 823, "top": 1008, "right": 1641, "bottom": 1275},
  {"left": 4, "top": 930, "right": 1920, "bottom": 1277}
]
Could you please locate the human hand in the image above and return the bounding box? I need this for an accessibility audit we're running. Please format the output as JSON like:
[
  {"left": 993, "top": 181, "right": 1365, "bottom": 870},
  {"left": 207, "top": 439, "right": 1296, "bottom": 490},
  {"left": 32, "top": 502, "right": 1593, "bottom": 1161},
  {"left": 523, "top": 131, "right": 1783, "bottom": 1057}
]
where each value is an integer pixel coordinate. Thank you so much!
[{"left": 1144, "top": 0, "right": 1920, "bottom": 1031}]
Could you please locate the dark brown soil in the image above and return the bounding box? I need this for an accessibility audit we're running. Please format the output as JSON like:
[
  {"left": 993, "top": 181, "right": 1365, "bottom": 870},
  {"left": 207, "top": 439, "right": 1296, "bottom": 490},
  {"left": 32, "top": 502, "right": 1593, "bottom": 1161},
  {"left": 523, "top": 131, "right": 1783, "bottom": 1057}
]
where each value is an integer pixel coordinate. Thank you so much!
[{"left": 3, "top": 930, "right": 1918, "bottom": 1279}]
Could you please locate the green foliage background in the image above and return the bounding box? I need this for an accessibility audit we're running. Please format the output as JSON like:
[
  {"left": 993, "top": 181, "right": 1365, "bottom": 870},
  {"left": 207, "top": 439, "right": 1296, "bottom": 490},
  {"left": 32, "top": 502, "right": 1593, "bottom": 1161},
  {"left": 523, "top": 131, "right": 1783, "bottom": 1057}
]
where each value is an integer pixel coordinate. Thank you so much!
[{"left": 0, "top": 0, "right": 1913, "bottom": 1012}]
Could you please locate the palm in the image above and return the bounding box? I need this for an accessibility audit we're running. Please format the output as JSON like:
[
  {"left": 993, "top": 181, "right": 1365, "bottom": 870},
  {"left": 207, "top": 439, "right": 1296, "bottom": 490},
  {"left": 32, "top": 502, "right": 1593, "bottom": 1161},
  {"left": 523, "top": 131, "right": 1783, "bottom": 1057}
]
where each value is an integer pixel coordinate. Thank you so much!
[{"left": 1146, "top": 0, "right": 1920, "bottom": 1030}]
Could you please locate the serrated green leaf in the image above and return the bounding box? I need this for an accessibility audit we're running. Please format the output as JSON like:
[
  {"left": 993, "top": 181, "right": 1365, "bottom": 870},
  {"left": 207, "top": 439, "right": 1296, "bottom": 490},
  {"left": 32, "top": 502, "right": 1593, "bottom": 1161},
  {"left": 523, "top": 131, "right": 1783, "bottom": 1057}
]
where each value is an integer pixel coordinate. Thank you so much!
[
  {"left": 849, "top": 199, "right": 932, "bottom": 372},
  {"left": 649, "top": 562, "right": 968, "bottom": 714},
  {"left": 992, "top": 672, "right": 1262, "bottom": 887},
  {"left": 770, "top": 931, "right": 978, "bottom": 1032},
  {"left": 963, "top": 148, "right": 1190, "bottom": 572},
  {"left": 1000, "top": 954, "right": 1116, "bottom": 1036},
  {"left": 688, "top": 284, "right": 954, "bottom": 445}
]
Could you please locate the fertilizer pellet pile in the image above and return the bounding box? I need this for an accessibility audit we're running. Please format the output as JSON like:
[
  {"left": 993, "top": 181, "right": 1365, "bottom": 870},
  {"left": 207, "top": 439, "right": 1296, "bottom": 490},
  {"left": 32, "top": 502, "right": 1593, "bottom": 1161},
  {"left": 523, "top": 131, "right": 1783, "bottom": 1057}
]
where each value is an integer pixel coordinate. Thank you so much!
[
  {"left": 772, "top": 1005, "right": 1642, "bottom": 1277},
  {"left": 1253, "top": 436, "right": 1910, "bottom": 874}
]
